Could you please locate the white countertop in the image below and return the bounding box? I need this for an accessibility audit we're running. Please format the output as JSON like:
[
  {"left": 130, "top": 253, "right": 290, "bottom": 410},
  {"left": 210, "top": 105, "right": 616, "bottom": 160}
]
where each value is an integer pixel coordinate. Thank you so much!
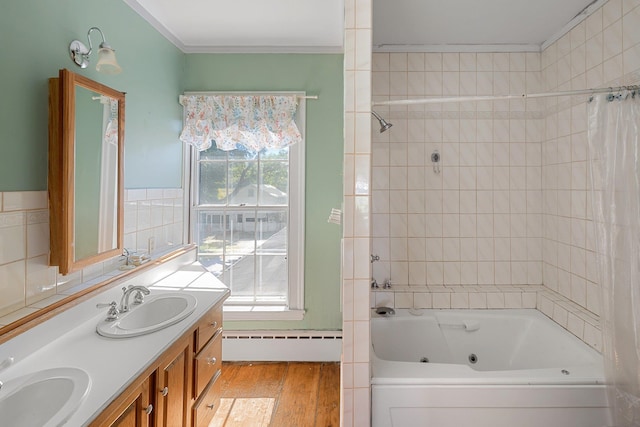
[{"left": 0, "top": 260, "right": 229, "bottom": 426}]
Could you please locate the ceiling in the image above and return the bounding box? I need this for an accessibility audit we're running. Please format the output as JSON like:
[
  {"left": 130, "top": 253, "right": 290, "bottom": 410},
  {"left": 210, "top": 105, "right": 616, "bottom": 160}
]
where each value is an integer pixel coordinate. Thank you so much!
[
  {"left": 124, "top": 0, "right": 345, "bottom": 53},
  {"left": 123, "top": 0, "right": 602, "bottom": 53}
]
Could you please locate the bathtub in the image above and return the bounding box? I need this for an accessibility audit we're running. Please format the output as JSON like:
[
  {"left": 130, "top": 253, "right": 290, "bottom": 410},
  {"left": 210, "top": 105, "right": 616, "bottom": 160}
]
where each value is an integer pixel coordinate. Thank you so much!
[{"left": 371, "top": 309, "right": 609, "bottom": 427}]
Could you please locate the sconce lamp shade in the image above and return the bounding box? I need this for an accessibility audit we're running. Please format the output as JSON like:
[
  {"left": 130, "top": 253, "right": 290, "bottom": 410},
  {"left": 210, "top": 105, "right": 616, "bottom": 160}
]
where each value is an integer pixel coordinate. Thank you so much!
[
  {"left": 96, "top": 46, "right": 122, "bottom": 75},
  {"left": 69, "top": 27, "right": 122, "bottom": 74}
]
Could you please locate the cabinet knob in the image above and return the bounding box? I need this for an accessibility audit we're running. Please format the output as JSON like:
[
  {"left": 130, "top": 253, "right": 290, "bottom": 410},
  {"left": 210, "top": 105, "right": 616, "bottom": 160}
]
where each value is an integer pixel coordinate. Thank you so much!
[
  {"left": 211, "top": 321, "right": 218, "bottom": 329},
  {"left": 144, "top": 404, "right": 153, "bottom": 415},
  {"left": 206, "top": 357, "right": 217, "bottom": 365},
  {"left": 161, "top": 386, "right": 168, "bottom": 397},
  {"left": 207, "top": 403, "right": 216, "bottom": 409}
]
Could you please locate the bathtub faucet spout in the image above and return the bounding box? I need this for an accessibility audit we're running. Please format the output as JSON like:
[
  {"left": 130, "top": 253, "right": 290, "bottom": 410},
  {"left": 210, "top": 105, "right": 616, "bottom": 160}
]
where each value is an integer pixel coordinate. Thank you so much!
[{"left": 375, "top": 306, "right": 396, "bottom": 316}]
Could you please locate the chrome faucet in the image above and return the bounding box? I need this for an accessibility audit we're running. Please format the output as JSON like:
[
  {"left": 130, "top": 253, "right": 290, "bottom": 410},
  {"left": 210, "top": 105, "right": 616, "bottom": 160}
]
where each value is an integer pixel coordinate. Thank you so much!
[
  {"left": 122, "top": 248, "right": 132, "bottom": 266},
  {"left": 96, "top": 301, "right": 120, "bottom": 321},
  {"left": 119, "top": 285, "right": 150, "bottom": 312}
]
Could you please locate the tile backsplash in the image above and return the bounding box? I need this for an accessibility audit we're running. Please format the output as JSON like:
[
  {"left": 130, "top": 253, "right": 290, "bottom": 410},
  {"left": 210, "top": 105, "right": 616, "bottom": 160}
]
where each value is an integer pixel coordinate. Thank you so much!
[{"left": 0, "top": 188, "right": 185, "bottom": 323}]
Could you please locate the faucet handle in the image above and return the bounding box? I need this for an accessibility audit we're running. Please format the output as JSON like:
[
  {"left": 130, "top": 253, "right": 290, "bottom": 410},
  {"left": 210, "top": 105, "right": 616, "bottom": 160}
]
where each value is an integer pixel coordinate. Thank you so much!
[
  {"left": 97, "top": 301, "right": 120, "bottom": 321},
  {"left": 371, "top": 279, "right": 379, "bottom": 289},
  {"left": 133, "top": 290, "right": 146, "bottom": 305},
  {"left": 383, "top": 279, "right": 392, "bottom": 289}
]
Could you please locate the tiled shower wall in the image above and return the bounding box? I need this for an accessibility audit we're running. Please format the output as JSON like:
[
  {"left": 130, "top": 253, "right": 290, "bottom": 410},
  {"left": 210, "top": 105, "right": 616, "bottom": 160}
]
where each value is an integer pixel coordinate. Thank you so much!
[
  {"left": 0, "top": 188, "right": 184, "bottom": 323},
  {"left": 540, "top": 0, "right": 640, "bottom": 344},
  {"left": 371, "top": 51, "right": 544, "bottom": 299}
]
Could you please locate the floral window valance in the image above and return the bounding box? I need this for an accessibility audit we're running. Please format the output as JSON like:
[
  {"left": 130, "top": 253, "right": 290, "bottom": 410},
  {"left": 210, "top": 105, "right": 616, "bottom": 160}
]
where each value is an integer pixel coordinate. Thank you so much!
[{"left": 179, "top": 94, "right": 302, "bottom": 152}]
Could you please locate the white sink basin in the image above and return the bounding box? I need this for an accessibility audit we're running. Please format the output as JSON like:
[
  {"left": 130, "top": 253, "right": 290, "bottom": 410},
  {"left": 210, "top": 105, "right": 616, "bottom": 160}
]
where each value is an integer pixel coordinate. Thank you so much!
[
  {"left": 0, "top": 367, "right": 91, "bottom": 427},
  {"left": 97, "top": 293, "right": 197, "bottom": 338}
]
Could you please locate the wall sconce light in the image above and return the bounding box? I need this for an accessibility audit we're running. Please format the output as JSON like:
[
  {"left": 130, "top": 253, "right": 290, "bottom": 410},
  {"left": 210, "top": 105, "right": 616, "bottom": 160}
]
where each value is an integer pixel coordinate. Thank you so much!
[{"left": 69, "top": 27, "right": 122, "bottom": 75}]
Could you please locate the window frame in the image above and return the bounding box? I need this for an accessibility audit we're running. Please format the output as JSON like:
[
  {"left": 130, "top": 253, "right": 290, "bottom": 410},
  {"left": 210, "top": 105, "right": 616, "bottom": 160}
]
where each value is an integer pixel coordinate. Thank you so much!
[{"left": 185, "top": 91, "right": 305, "bottom": 319}]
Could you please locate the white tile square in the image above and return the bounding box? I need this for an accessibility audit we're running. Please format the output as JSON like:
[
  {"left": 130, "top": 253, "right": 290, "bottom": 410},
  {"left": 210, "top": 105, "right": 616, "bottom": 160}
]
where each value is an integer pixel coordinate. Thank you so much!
[
  {"left": 0, "top": 260, "right": 26, "bottom": 316},
  {"left": 504, "top": 292, "right": 523, "bottom": 308},
  {"left": 0, "top": 219, "right": 25, "bottom": 265},
  {"left": 409, "top": 262, "right": 427, "bottom": 285},
  {"left": 432, "top": 292, "right": 451, "bottom": 308},
  {"left": 427, "top": 262, "right": 444, "bottom": 285},
  {"left": 487, "top": 292, "right": 505, "bottom": 308},
  {"left": 395, "top": 292, "right": 413, "bottom": 308},
  {"left": 26, "top": 221, "right": 49, "bottom": 258},
  {"left": 3, "top": 191, "right": 47, "bottom": 211},
  {"left": 451, "top": 291, "right": 469, "bottom": 308},
  {"left": 414, "top": 292, "right": 432, "bottom": 308},
  {"left": 477, "top": 261, "right": 495, "bottom": 285},
  {"left": 25, "top": 255, "right": 56, "bottom": 305},
  {"left": 461, "top": 262, "right": 478, "bottom": 285},
  {"left": 469, "top": 292, "right": 487, "bottom": 308}
]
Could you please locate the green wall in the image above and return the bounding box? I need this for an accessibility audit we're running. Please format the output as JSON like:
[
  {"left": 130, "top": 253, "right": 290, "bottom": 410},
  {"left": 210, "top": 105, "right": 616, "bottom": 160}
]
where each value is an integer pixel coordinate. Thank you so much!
[
  {"left": 184, "top": 54, "right": 344, "bottom": 331},
  {"left": 0, "top": 3, "right": 344, "bottom": 331},
  {"left": 0, "top": 0, "right": 185, "bottom": 191}
]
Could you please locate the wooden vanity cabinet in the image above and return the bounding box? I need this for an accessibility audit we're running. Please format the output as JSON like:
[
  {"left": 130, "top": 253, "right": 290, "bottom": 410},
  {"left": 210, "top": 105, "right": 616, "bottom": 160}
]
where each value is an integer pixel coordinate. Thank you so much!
[
  {"left": 156, "top": 336, "right": 192, "bottom": 427},
  {"left": 91, "top": 377, "right": 153, "bottom": 427},
  {"left": 192, "top": 304, "right": 224, "bottom": 426},
  {"left": 90, "top": 296, "right": 226, "bottom": 427}
]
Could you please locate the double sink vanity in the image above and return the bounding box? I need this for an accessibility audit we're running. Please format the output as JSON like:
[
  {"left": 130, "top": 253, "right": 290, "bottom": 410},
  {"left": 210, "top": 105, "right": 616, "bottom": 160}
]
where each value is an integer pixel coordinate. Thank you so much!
[{"left": 0, "top": 247, "right": 229, "bottom": 426}]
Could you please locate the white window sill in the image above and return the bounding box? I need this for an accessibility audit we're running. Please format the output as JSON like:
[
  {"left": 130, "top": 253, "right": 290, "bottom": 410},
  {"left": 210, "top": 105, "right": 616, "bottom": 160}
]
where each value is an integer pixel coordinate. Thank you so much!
[{"left": 223, "top": 306, "right": 305, "bottom": 321}]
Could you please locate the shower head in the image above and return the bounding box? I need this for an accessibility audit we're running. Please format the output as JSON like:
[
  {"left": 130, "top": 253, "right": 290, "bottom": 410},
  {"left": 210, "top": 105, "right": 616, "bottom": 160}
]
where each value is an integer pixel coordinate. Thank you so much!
[{"left": 371, "top": 110, "right": 393, "bottom": 133}]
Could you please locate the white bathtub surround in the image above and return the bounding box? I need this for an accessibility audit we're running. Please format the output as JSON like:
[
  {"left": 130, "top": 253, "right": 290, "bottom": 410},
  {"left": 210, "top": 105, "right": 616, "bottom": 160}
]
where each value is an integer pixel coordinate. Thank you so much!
[
  {"left": 587, "top": 90, "right": 640, "bottom": 424},
  {"left": 371, "top": 309, "right": 608, "bottom": 427},
  {"left": 370, "top": 2, "right": 640, "bottom": 356},
  {"left": 0, "top": 188, "right": 185, "bottom": 325}
]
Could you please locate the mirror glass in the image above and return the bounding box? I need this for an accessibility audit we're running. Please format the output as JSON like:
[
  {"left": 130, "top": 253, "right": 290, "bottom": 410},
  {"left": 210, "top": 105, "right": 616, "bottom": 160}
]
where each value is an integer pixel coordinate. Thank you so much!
[{"left": 73, "top": 87, "right": 119, "bottom": 261}]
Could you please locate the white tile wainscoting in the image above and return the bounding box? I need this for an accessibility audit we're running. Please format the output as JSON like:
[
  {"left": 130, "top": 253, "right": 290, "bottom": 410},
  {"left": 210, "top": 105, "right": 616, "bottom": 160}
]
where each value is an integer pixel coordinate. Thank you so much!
[{"left": 0, "top": 188, "right": 185, "bottom": 324}]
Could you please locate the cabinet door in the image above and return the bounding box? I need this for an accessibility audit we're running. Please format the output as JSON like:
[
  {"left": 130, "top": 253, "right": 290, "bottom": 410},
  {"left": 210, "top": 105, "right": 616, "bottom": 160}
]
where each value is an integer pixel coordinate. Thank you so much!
[
  {"left": 92, "top": 377, "right": 152, "bottom": 427},
  {"left": 157, "top": 343, "right": 191, "bottom": 427}
]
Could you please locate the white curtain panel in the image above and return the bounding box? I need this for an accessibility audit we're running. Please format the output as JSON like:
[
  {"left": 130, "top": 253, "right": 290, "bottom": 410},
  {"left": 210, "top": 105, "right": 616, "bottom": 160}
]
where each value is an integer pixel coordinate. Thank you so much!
[{"left": 588, "top": 89, "right": 640, "bottom": 426}]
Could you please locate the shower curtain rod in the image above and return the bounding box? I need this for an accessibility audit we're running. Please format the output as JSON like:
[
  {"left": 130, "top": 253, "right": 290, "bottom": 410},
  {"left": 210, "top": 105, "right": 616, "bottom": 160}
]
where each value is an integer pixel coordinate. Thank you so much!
[{"left": 372, "top": 85, "right": 640, "bottom": 106}]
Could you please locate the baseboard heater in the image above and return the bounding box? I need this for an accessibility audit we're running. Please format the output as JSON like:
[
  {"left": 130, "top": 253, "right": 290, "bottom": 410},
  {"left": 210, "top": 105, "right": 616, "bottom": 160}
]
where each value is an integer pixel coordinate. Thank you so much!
[{"left": 222, "top": 330, "right": 342, "bottom": 362}]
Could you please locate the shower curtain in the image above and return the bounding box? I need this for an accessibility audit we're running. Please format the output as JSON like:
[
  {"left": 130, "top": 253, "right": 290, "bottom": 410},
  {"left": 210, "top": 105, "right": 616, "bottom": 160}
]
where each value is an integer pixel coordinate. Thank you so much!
[{"left": 588, "top": 89, "right": 640, "bottom": 426}]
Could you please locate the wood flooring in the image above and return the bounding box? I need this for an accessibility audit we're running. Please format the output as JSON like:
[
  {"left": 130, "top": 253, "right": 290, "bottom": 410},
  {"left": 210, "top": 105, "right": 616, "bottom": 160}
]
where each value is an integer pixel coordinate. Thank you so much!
[{"left": 209, "top": 362, "right": 340, "bottom": 427}]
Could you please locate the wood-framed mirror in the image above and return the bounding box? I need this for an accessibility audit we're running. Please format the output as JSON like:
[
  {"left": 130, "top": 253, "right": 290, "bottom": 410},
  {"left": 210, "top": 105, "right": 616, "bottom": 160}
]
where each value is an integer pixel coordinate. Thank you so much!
[{"left": 48, "top": 69, "right": 125, "bottom": 275}]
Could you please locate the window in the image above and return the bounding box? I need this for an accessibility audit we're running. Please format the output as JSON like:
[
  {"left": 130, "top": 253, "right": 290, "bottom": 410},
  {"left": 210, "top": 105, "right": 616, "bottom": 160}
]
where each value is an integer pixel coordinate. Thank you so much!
[{"left": 189, "top": 93, "right": 305, "bottom": 317}]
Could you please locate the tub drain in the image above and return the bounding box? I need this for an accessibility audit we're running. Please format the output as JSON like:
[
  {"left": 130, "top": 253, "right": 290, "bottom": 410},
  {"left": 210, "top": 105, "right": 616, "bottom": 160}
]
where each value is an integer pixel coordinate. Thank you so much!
[
  {"left": 468, "top": 354, "right": 478, "bottom": 364},
  {"left": 420, "top": 357, "right": 429, "bottom": 363}
]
